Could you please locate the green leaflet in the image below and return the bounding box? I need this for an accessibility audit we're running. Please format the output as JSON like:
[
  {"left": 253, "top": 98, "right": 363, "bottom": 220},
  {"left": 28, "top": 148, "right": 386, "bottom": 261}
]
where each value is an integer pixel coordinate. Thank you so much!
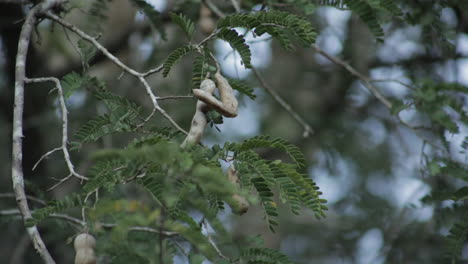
[
  {"left": 217, "top": 28, "right": 252, "bottom": 69},
  {"left": 170, "top": 12, "right": 195, "bottom": 39},
  {"left": 241, "top": 247, "right": 296, "bottom": 264},
  {"left": 218, "top": 10, "right": 316, "bottom": 48},
  {"left": 162, "top": 45, "right": 195, "bottom": 77}
]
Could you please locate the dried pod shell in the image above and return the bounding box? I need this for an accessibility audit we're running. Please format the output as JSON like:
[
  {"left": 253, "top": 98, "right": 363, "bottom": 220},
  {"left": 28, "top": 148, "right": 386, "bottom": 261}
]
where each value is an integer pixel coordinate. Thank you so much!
[
  {"left": 214, "top": 72, "right": 238, "bottom": 117},
  {"left": 74, "top": 233, "right": 97, "bottom": 264},
  {"left": 182, "top": 79, "right": 216, "bottom": 147},
  {"left": 193, "top": 74, "right": 238, "bottom": 118}
]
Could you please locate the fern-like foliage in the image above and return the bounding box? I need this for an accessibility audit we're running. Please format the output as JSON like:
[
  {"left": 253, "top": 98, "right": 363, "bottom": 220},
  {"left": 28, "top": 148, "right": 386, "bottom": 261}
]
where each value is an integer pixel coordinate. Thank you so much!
[
  {"left": 217, "top": 28, "right": 252, "bottom": 69},
  {"left": 218, "top": 10, "right": 316, "bottom": 48},
  {"left": 376, "top": 0, "right": 403, "bottom": 17},
  {"left": 230, "top": 135, "right": 307, "bottom": 168},
  {"left": 445, "top": 214, "right": 468, "bottom": 263},
  {"left": 226, "top": 77, "right": 257, "bottom": 100},
  {"left": 220, "top": 136, "right": 327, "bottom": 230},
  {"left": 170, "top": 12, "right": 195, "bottom": 39},
  {"left": 162, "top": 45, "right": 195, "bottom": 77},
  {"left": 191, "top": 54, "right": 210, "bottom": 90},
  {"left": 94, "top": 91, "right": 142, "bottom": 119},
  {"left": 412, "top": 81, "right": 468, "bottom": 134},
  {"left": 28, "top": 193, "right": 85, "bottom": 226},
  {"left": 344, "top": 0, "right": 384, "bottom": 41},
  {"left": 241, "top": 247, "right": 295, "bottom": 264},
  {"left": 73, "top": 90, "right": 142, "bottom": 146},
  {"left": 61, "top": 72, "right": 84, "bottom": 98},
  {"left": 318, "top": 0, "right": 384, "bottom": 40}
]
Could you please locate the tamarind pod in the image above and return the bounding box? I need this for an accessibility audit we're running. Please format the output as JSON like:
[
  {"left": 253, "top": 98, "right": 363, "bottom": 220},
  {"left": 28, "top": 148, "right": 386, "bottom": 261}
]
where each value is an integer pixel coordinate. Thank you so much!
[
  {"left": 181, "top": 103, "right": 208, "bottom": 148},
  {"left": 227, "top": 166, "right": 249, "bottom": 215},
  {"left": 75, "top": 248, "right": 96, "bottom": 264},
  {"left": 200, "top": 4, "right": 212, "bottom": 17},
  {"left": 74, "top": 233, "right": 97, "bottom": 264},
  {"left": 192, "top": 89, "right": 237, "bottom": 117},
  {"left": 199, "top": 4, "right": 215, "bottom": 34},
  {"left": 181, "top": 79, "right": 216, "bottom": 147},
  {"left": 214, "top": 72, "right": 238, "bottom": 117}
]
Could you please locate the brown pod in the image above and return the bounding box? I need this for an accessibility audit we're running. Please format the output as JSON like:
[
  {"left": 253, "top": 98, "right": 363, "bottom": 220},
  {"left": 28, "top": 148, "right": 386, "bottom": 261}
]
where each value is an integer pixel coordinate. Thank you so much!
[
  {"left": 199, "top": 4, "right": 215, "bottom": 34},
  {"left": 74, "top": 233, "right": 97, "bottom": 264},
  {"left": 181, "top": 79, "right": 217, "bottom": 147},
  {"left": 227, "top": 166, "right": 249, "bottom": 215},
  {"left": 214, "top": 72, "right": 238, "bottom": 117}
]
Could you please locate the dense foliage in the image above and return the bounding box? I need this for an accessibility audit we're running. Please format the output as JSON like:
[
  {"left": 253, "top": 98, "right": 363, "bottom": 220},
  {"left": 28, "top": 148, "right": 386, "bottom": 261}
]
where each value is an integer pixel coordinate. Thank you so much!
[{"left": 1, "top": 0, "right": 468, "bottom": 263}]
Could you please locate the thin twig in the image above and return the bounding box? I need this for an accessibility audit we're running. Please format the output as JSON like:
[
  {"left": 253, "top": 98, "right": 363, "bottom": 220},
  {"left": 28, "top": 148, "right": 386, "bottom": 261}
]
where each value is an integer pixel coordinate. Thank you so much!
[
  {"left": 26, "top": 77, "right": 88, "bottom": 181},
  {"left": 0, "top": 209, "right": 178, "bottom": 236},
  {"left": 202, "top": 0, "right": 226, "bottom": 18},
  {"left": 230, "top": 0, "right": 241, "bottom": 12},
  {"left": 0, "top": 193, "right": 46, "bottom": 206},
  {"left": 370, "top": 78, "right": 415, "bottom": 91},
  {"left": 157, "top": 95, "right": 194, "bottom": 100},
  {"left": 45, "top": 12, "right": 187, "bottom": 134},
  {"left": 47, "top": 175, "right": 72, "bottom": 191},
  {"left": 32, "top": 147, "right": 61, "bottom": 171},
  {"left": 138, "top": 76, "right": 188, "bottom": 134},
  {"left": 251, "top": 68, "right": 314, "bottom": 137},
  {"left": 312, "top": 44, "right": 393, "bottom": 109},
  {"left": 142, "top": 65, "right": 163, "bottom": 77},
  {"left": 203, "top": 3, "right": 314, "bottom": 137},
  {"left": 202, "top": 220, "right": 228, "bottom": 260}
]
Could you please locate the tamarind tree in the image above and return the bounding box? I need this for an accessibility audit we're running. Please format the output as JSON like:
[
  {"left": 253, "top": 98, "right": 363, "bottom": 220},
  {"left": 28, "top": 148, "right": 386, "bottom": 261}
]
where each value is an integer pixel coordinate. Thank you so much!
[{"left": 0, "top": 0, "right": 467, "bottom": 263}]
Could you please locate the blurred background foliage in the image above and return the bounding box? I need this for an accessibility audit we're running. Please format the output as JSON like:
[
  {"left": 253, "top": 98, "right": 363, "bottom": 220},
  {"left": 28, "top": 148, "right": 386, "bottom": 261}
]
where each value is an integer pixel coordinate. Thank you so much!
[{"left": 1, "top": 0, "right": 468, "bottom": 263}]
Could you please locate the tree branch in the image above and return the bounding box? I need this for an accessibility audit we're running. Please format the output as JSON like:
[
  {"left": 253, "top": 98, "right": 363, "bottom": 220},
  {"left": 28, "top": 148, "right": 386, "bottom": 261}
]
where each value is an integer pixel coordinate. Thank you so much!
[
  {"left": 26, "top": 77, "right": 88, "bottom": 182},
  {"left": 312, "top": 44, "right": 393, "bottom": 109},
  {"left": 45, "top": 12, "right": 188, "bottom": 135},
  {"left": 251, "top": 68, "right": 314, "bottom": 137},
  {"left": 13, "top": 2, "right": 71, "bottom": 263},
  {"left": 202, "top": 2, "right": 314, "bottom": 137},
  {"left": 0, "top": 209, "right": 179, "bottom": 237}
]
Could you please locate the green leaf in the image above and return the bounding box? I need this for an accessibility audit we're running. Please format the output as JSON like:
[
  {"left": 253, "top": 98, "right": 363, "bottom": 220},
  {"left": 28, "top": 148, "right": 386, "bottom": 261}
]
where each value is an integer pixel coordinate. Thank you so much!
[
  {"left": 62, "top": 72, "right": 83, "bottom": 98},
  {"left": 452, "top": 187, "right": 468, "bottom": 201},
  {"left": 344, "top": 0, "right": 384, "bottom": 41},
  {"left": 192, "top": 55, "right": 209, "bottom": 90},
  {"left": 162, "top": 45, "right": 195, "bottom": 77},
  {"left": 170, "top": 12, "right": 195, "bottom": 38},
  {"left": 226, "top": 77, "right": 257, "bottom": 100},
  {"left": 389, "top": 100, "right": 408, "bottom": 115},
  {"left": 217, "top": 28, "right": 252, "bottom": 69},
  {"left": 218, "top": 10, "right": 316, "bottom": 47}
]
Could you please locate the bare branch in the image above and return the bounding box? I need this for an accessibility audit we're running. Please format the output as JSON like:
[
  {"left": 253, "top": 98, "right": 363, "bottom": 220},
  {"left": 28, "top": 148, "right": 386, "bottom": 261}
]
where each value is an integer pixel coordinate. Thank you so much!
[
  {"left": 1, "top": 209, "right": 178, "bottom": 236},
  {"left": 201, "top": 4, "right": 314, "bottom": 137},
  {"left": 26, "top": 77, "right": 88, "bottom": 181},
  {"left": 251, "top": 68, "right": 314, "bottom": 137},
  {"left": 12, "top": 1, "right": 68, "bottom": 263},
  {"left": 202, "top": 219, "right": 228, "bottom": 260},
  {"left": 370, "top": 78, "right": 416, "bottom": 91},
  {"left": 45, "top": 12, "right": 187, "bottom": 135},
  {"left": 156, "top": 95, "right": 194, "bottom": 100},
  {"left": 312, "top": 44, "right": 393, "bottom": 109},
  {"left": 32, "top": 147, "right": 61, "bottom": 171},
  {"left": 0, "top": 193, "right": 46, "bottom": 206}
]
